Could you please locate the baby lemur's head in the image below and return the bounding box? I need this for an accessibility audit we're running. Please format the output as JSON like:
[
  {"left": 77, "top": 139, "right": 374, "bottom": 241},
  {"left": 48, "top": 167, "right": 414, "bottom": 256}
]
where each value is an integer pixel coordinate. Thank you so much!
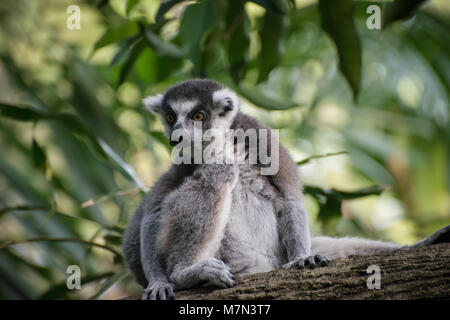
[{"left": 143, "top": 79, "right": 239, "bottom": 146}]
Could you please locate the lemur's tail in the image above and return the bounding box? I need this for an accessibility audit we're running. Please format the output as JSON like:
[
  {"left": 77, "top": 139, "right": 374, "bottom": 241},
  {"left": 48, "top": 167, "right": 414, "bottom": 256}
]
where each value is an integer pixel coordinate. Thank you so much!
[{"left": 311, "top": 224, "right": 450, "bottom": 260}]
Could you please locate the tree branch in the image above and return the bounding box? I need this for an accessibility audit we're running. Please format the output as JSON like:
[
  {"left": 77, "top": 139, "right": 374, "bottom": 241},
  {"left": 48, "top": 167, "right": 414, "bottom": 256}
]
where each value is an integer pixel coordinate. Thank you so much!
[{"left": 168, "top": 243, "right": 450, "bottom": 299}]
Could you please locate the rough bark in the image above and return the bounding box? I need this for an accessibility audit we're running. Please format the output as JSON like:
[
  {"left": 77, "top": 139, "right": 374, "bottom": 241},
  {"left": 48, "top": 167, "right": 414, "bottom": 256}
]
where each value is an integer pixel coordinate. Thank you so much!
[{"left": 170, "top": 243, "right": 450, "bottom": 300}]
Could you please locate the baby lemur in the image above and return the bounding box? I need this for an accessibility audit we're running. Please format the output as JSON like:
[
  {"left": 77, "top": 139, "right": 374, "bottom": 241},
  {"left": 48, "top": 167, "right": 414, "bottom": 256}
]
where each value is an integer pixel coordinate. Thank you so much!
[{"left": 123, "top": 79, "right": 450, "bottom": 300}]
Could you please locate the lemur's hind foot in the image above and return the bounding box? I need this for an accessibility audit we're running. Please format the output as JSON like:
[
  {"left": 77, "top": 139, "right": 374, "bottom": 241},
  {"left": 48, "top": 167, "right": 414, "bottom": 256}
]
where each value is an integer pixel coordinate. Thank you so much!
[
  {"left": 170, "top": 258, "right": 235, "bottom": 290},
  {"left": 411, "top": 224, "right": 450, "bottom": 248}
]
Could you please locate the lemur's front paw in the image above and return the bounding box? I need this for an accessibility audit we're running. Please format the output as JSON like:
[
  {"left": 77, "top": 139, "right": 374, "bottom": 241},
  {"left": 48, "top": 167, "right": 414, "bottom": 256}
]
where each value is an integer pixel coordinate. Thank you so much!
[
  {"left": 198, "top": 258, "right": 235, "bottom": 288},
  {"left": 282, "top": 255, "right": 330, "bottom": 270},
  {"left": 142, "top": 281, "right": 175, "bottom": 300}
]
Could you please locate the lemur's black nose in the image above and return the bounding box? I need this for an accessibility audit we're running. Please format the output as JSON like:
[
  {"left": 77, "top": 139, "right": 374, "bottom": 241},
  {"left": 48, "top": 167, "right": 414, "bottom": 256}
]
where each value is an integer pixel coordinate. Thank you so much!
[{"left": 170, "top": 135, "right": 183, "bottom": 146}]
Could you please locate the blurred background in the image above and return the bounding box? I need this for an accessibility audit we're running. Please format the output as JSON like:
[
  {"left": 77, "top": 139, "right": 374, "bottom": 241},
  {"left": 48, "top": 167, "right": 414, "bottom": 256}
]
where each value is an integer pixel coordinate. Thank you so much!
[{"left": 0, "top": 0, "right": 448, "bottom": 299}]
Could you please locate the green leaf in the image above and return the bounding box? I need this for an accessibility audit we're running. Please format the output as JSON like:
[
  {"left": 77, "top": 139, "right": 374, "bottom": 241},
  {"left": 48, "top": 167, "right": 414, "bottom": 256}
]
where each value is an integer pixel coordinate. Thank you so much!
[
  {"left": 337, "top": 185, "right": 386, "bottom": 201},
  {"left": 304, "top": 185, "right": 386, "bottom": 224},
  {"left": 5, "top": 249, "right": 53, "bottom": 280},
  {"left": 51, "top": 113, "right": 109, "bottom": 160},
  {"left": 98, "top": 138, "right": 146, "bottom": 191},
  {"left": 0, "top": 104, "right": 108, "bottom": 161},
  {"left": 117, "top": 38, "right": 146, "bottom": 87},
  {"left": 89, "top": 270, "right": 128, "bottom": 300},
  {"left": 0, "top": 103, "right": 45, "bottom": 122},
  {"left": 319, "top": 192, "right": 341, "bottom": 223},
  {"left": 0, "top": 237, "right": 122, "bottom": 257},
  {"left": 136, "top": 46, "right": 184, "bottom": 83},
  {"left": 0, "top": 103, "right": 145, "bottom": 192},
  {"left": 110, "top": 35, "right": 141, "bottom": 67},
  {"left": 305, "top": 185, "right": 386, "bottom": 202},
  {"left": 257, "top": 11, "right": 288, "bottom": 83},
  {"left": 383, "top": 0, "right": 428, "bottom": 28},
  {"left": 104, "top": 233, "right": 122, "bottom": 245},
  {"left": 225, "top": 0, "right": 250, "bottom": 75},
  {"left": 248, "top": 0, "right": 288, "bottom": 14},
  {"left": 155, "top": 0, "right": 187, "bottom": 24},
  {"left": 96, "top": 0, "right": 109, "bottom": 8},
  {"left": 141, "top": 26, "right": 184, "bottom": 59},
  {"left": 149, "top": 131, "right": 172, "bottom": 152},
  {"left": 1, "top": 104, "right": 106, "bottom": 160},
  {"left": 126, "top": 0, "right": 139, "bottom": 15},
  {"left": 32, "top": 138, "right": 47, "bottom": 172},
  {"left": 135, "top": 47, "right": 158, "bottom": 83},
  {"left": 0, "top": 205, "right": 47, "bottom": 218},
  {"left": 237, "top": 81, "right": 299, "bottom": 110},
  {"left": 53, "top": 113, "right": 91, "bottom": 136},
  {"left": 296, "top": 151, "right": 348, "bottom": 166},
  {"left": 0, "top": 205, "right": 117, "bottom": 231},
  {"left": 318, "top": 0, "right": 361, "bottom": 99},
  {"left": 178, "top": 0, "right": 218, "bottom": 72},
  {"left": 93, "top": 22, "right": 139, "bottom": 52}
]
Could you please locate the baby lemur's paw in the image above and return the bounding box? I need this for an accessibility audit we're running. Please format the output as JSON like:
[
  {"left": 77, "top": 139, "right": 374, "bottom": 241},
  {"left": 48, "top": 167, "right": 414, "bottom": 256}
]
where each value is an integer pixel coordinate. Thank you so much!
[
  {"left": 197, "top": 258, "right": 235, "bottom": 288},
  {"left": 142, "top": 281, "right": 175, "bottom": 300},
  {"left": 282, "top": 255, "right": 330, "bottom": 270}
]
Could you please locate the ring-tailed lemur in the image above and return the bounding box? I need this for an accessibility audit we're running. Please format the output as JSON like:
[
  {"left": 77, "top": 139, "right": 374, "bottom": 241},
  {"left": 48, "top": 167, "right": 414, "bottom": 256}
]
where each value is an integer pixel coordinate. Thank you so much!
[{"left": 122, "top": 79, "right": 450, "bottom": 300}]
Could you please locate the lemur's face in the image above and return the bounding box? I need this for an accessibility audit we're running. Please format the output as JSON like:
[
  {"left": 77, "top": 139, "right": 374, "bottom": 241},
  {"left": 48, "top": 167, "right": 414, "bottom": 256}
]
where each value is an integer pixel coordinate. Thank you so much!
[{"left": 143, "top": 79, "right": 239, "bottom": 146}]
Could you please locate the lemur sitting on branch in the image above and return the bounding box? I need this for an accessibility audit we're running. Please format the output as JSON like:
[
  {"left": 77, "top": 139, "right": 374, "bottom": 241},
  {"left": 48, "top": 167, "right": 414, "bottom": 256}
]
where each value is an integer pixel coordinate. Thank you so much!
[{"left": 122, "top": 79, "right": 450, "bottom": 300}]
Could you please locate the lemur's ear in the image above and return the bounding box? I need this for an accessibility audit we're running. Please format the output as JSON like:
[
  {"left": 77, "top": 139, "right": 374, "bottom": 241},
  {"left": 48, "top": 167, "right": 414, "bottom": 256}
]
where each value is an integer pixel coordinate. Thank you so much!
[
  {"left": 212, "top": 88, "right": 239, "bottom": 117},
  {"left": 143, "top": 94, "right": 164, "bottom": 114}
]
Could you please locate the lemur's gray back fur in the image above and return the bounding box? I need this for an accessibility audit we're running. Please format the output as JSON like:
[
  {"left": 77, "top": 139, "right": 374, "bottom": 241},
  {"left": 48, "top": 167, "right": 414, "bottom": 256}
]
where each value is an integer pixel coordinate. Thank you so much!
[{"left": 122, "top": 79, "right": 450, "bottom": 300}]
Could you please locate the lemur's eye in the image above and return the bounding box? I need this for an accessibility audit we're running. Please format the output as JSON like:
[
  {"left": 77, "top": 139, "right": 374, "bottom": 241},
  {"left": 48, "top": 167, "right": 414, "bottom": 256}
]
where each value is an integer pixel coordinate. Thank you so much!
[
  {"left": 166, "top": 114, "right": 175, "bottom": 124},
  {"left": 192, "top": 112, "right": 204, "bottom": 121}
]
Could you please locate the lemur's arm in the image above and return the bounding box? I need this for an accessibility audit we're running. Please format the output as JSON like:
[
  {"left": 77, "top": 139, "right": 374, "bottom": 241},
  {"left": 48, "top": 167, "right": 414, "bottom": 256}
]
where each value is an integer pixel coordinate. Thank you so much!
[
  {"left": 123, "top": 164, "right": 196, "bottom": 300},
  {"left": 144, "top": 165, "right": 199, "bottom": 300},
  {"left": 233, "top": 113, "right": 327, "bottom": 269},
  {"left": 160, "top": 164, "right": 238, "bottom": 290},
  {"left": 269, "top": 142, "right": 329, "bottom": 269}
]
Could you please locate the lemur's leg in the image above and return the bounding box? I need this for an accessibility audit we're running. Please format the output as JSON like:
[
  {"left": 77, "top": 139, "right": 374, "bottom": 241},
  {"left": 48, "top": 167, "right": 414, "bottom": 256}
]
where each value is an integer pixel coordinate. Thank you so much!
[
  {"left": 265, "top": 140, "right": 326, "bottom": 269},
  {"left": 276, "top": 199, "right": 330, "bottom": 269},
  {"left": 311, "top": 224, "right": 450, "bottom": 260},
  {"left": 160, "top": 164, "right": 238, "bottom": 290},
  {"left": 277, "top": 198, "right": 317, "bottom": 269}
]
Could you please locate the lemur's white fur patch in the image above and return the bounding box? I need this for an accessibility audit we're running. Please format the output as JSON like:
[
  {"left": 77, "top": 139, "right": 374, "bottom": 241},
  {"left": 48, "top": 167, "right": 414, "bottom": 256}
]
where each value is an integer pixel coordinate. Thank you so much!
[
  {"left": 143, "top": 94, "right": 164, "bottom": 113},
  {"left": 195, "top": 184, "right": 234, "bottom": 263},
  {"left": 212, "top": 88, "right": 239, "bottom": 112},
  {"left": 211, "top": 88, "right": 239, "bottom": 132},
  {"left": 169, "top": 99, "right": 198, "bottom": 117}
]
